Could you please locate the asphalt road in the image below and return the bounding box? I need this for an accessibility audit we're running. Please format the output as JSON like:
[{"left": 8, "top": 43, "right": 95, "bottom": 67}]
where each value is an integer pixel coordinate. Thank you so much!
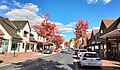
[
  {"left": 0, "top": 51, "right": 75, "bottom": 70},
  {"left": 0, "top": 50, "right": 120, "bottom": 70}
]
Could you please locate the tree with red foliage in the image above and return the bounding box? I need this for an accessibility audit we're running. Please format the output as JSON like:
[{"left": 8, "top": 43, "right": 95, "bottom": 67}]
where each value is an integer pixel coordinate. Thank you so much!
[
  {"left": 74, "top": 19, "right": 88, "bottom": 38},
  {"left": 33, "top": 20, "right": 56, "bottom": 42},
  {"left": 74, "top": 19, "right": 89, "bottom": 49},
  {"left": 64, "top": 42, "right": 70, "bottom": 48},
  {"left": 53, "top": 35, "right": 64, "bottom": 48}
]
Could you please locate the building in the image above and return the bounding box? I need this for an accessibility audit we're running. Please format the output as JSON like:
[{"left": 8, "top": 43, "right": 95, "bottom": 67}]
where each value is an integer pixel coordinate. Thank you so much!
[
  {"left": 0, "top": 17, "right": 22, "bottom": 53},
  {"left": 87, "top": 17, "right": 120, "bottom": 60},
  {"left": 99, "top": 17, "right": 120, "bottom": 59},
  {"left": 87, "top": 29, "right": 99, "bottom": 52},
  {"left": 0, "top": 16, "right": 47, "bottom": 53}
]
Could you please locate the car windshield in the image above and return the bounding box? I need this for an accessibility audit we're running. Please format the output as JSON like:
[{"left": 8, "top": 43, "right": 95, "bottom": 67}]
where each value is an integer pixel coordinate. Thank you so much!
[
  {"left": 84, "top": 53, "right": 98, "bottom": 58},
  {"left": 79, "top": 50, "right": 87, "bottom": 52}
]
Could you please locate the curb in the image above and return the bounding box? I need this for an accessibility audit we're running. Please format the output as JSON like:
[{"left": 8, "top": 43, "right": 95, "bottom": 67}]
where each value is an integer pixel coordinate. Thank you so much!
[{"left": 0, "top": 63, "right": 11, "bottom": 68}]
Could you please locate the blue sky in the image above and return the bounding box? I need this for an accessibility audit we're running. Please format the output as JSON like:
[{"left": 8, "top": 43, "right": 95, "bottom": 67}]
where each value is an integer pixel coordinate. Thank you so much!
[{"left": 0, "top": 0, "right": 120, "bottom": 41}]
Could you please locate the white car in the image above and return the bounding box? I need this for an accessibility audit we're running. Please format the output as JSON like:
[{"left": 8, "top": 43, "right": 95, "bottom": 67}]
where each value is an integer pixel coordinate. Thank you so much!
[
  {"left": 73, "top": 49, "right": 88, "bottom": 59},
  {"left": 78, "top": 49, "right": 88, "bottom": 57},
  {"left": 80, "top": 52, "right": 102, "bottom": 67}
]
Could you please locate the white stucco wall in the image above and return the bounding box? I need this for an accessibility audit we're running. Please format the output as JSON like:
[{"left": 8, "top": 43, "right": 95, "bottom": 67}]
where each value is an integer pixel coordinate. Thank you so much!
[
  {"left": 17, "top": 23, "right": 31, "bottom": 52},
  {"left": 31, "top": 28, "right": 38, "bottom": 41},
  {"left": 0, "top": 24, "right": 12, "bottom": 53},
  {"left": 31, "top": 28, "right": 38, "bottom": 51}
]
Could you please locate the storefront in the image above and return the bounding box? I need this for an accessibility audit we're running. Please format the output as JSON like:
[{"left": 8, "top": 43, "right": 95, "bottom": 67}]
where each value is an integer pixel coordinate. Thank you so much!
[{"left": 100, "top": 18, "right": 120, "bottom": 60}]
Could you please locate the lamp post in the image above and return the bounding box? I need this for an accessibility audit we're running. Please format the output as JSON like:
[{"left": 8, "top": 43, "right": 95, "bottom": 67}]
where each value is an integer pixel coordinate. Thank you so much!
[{"left": 13, "top": 28, "right": 19, "bottom": 57}]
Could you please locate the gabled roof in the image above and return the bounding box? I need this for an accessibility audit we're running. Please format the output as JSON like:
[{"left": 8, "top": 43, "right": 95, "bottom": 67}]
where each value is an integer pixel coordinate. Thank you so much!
[
  {"left": 102, "top": 19, "right": 116, "bottom": 28},
  {"left": 0, "top": 16, "right": 17, "bottom": 29},
  {"left": 12, "top": 21, "right": 28, "bottom": 30},
  {"left": 92, "top": 29, "right": 99, "bottom": 36},
  {"left": 0, "top": 16, "right": 22, "bottom": 40},
  {"left": 101, "top": 17, "right": 120, "bottom": 35}
]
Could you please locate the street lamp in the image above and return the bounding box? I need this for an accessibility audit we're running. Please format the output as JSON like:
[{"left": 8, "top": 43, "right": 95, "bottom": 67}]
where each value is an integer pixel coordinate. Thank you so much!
[{"left": 13, "top": 27, "right": 19, "bottom": 57}]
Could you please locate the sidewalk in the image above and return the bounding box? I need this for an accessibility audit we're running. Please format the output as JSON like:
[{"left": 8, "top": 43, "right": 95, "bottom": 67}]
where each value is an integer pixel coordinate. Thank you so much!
[
  {"left": 102, "top": 60, "right": 120, "bottom": 67},
  {"left": 0, "top": 51, "right": 59, "bottom": 67}
]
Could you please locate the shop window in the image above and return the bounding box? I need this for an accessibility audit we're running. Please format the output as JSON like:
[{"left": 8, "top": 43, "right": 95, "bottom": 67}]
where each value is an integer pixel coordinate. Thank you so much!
[
  {"left": 31, "top": 44, "right": 34, "bottom": 50},
  {"left": 26, "top": 45, "right": 29, "bottom": 50}
]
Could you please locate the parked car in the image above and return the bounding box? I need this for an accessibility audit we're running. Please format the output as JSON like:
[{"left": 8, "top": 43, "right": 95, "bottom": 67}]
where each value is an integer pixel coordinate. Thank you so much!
[
  {"left": 73, "top": 49, "right": 88, "bottom": 59},
  {"left": 78, "top": 49, "right": 88, "bottom": 57},
  {"left": 79, "top": 52, "right": 102, "bottom": 67},
  {"left": 61, "top": 49, "right": 68, "bottom": 53},
  {"left": 44, "top": 49, "right": 52, "bottom": 54}
]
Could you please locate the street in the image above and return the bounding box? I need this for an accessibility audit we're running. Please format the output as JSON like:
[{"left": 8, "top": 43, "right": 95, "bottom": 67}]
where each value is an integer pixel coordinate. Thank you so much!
[{"left": 0, "top": 50, "right": 120, "bottom": 70}]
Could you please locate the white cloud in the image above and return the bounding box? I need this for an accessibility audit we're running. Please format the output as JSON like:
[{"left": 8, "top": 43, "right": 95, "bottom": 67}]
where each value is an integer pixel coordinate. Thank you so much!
[
  {"left": 85, "top": 0, "right": 111, "bottom": 4},
  {"left": 0, "top": 5, "right": 9, "bottom": 10},
  {"left": 93, "top": 27, "right": 100, "bottom": 29},
  {"left": 66, "top": 22, "right": 76, "bottom": 28},
  {"left": 87, "top": 29, "right": 92, "bottom": 33},
  {"left": 103, "top": 0, "right": 111, "bottom": 4},
  {"left": 23, "top": 3, "right": 39, "bottom": 13},
  {"left": 54, "top": 22, "right": 74, "bottom": 33},
  {"left": 86, "top": 0, "right": 99, "bottom": 4},
  {"left": 5, "top": 3, "right": 44, "bottom": 25}
]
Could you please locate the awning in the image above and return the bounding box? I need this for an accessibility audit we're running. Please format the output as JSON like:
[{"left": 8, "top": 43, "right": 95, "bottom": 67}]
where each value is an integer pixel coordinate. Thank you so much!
[
  {"left": 100, "top": 29, "right": 120, "bottom": 39},
  {"left": 13, "top": 34, "right": 22, "bottom": 40}
]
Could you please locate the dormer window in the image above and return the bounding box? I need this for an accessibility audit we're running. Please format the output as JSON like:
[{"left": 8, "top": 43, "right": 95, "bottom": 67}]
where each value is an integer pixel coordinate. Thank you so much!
[
  {"left": 24, "top": 31, "right": 28, "bottom": 37},
  {"left": 101, "top": 30, "right": 103, "bottom": 34},
  {"left": 30, "top": 33, "right": 34, "bottom": 38}
]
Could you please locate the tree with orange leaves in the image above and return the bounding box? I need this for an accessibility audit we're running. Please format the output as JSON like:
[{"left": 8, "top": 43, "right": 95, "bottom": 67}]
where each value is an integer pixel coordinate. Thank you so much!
[
  {"left": 74, "top": 19, "right": 89, "bottom": 49},
  {"left": 33, "top": 20, "right": 56, "bottom": 42},
  {"left": 53, "top": 35, "right": 64, "bottom": 48}
]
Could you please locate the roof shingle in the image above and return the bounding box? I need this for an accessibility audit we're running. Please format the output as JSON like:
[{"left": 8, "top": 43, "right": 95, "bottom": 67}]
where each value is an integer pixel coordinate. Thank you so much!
[
  {"left": 0, "top": 17, "right": 22, "bottom": 40},
  {"left": 103, "top": 19, "right": 116, "bottom": 28},
  {"left": 12, "top": 21, "right": 28, "bottom": 30}
]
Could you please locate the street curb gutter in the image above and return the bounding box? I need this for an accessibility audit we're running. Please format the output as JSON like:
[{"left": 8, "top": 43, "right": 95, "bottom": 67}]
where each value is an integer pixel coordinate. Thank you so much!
[{"left": 0, "top": 63, "right": 11, "bottom": 68}]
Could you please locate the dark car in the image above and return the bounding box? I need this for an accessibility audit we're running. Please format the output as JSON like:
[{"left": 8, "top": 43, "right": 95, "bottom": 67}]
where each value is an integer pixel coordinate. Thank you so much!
[{"left": 44, "top": 49, "right": 52, "bottom": 54}]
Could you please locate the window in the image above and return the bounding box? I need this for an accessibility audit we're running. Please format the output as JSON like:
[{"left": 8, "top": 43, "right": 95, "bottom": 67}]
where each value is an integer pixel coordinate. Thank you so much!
[
  {"left": 30, "top": 33, "right": 34, "bottom": 38},
  {"left": 22, "top": 43, "right": 24, "bottom": 48},
  {"left": 11, "top": 44, "right": 17, "bottom": 50},
  {"left": 24, "top": 31, "right": 28, "bottom": 37},
  {"left": 31, "top": 44, "right": 34, "bottom": 50},
  {"left": 5, "top": 42, "right": 8, "bottom": 46},
  {"left": 101, "top": 30, "right": 103, "bottom": 34},
  {"left": 84, "top": 53, "right": 98, "bottom": 58},
  {"left": 26, "top": 45, "right": 29, "bottom": 50}
]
